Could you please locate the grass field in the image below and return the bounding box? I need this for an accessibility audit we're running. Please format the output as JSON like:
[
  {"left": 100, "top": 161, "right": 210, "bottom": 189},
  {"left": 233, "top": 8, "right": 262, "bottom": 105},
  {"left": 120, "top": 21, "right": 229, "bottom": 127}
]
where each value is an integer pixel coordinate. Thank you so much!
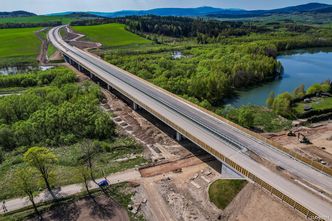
[
  {"left": 0, "top": 27, "right": 41, "bottom": 66},
  {"left": 0, "top": 16, "right": 74, "bottom": 24},
  {"left": 73, "top": 23, "right": 151, "bottom": 47},
  {"left": 294, "top": 97, "right": 332, "bottom": 114},
  {"left": 208, "top": 179, "right": 247, "bottom": 209}
]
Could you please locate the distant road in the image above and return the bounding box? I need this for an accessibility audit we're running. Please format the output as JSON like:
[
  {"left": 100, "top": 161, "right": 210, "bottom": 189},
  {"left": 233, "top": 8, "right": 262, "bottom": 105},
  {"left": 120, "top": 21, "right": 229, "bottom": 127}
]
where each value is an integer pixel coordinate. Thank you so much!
[{"left": 49, "top": 26, "right": 332, "bottom": 219}]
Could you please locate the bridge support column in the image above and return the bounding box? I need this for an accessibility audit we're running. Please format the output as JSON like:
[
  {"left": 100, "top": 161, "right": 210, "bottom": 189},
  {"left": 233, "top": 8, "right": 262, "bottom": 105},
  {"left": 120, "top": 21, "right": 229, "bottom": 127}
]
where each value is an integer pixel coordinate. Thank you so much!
[
  {"left": 133, "top": 102, "right": 139, "bottom": 111},
  {"left": 107, "top": 85, "right": 111, "bottom": 91},
  {"left": 176, "top": 132, "right": 182, "bottom": 141},
  {"left": 221, "top": 163, "right": 244, "bottom": 179},
  {"left": 78, "top": 65, "right": 82, "bottom": 72}
]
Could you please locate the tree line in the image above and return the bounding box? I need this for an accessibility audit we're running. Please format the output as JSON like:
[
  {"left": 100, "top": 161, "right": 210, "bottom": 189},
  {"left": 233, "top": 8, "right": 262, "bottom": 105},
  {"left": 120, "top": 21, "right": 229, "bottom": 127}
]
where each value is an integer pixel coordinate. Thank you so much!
[
  {"left": 0, "top": 21, "right": 62, "bottom": 29},
  {"left": 71, "top": 15, "right": 269, "bottom": 39},
  {"left": 267, "top": 80, "right": 332, "bottom": 117}
]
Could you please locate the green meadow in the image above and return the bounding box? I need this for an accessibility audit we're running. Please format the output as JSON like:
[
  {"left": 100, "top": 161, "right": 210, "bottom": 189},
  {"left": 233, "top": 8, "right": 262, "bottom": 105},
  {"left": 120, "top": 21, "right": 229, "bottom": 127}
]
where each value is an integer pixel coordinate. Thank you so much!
[
  {"left": 0, "top": 27, "right": 41, "bottom": 67},
  {"left": 73, "top": 23, "right": 151, "bottom": 47}
]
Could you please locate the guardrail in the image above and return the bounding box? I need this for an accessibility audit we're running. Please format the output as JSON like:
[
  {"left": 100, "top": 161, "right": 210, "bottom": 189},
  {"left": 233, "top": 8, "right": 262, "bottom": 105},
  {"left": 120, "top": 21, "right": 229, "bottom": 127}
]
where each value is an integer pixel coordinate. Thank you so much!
[{"left": 67, "top": 57, "right": 325, "bottom": 220}]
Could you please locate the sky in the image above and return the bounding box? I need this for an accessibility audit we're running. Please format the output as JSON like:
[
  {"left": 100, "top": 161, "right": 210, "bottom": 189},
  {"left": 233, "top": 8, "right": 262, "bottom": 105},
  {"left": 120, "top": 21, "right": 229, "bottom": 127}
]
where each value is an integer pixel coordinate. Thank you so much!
[{"left": 2, "top": 0, "right": 332, "bottom": 14}]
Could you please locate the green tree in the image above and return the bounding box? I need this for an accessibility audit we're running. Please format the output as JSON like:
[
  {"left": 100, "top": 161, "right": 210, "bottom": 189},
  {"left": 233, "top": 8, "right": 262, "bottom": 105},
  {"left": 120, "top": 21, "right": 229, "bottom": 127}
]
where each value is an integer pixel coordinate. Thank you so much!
[
  {"left": 321, "top": 82, "right": 331, "bottom": 93},
  {"left": 306, "top": 83, "right": 322, "bottom": 95},
  {"left": 23, "top": 147, "right": 58, "bottom": 199},
  {"left": 293, "top": 84, "right": 305, "bottom": 98},
  {"left": 272, "top": 92, "right": 293, "bottom": 117},
  {"left": 0, "top": 147, "right": 4, "bottom": 164},
  {"left": 238, "top": 108, "right": 254, "bottom": 128},
  {"left": 266, "top": 91, "right": 275, "bottom": 108},
  {"left": 0, "top": 125, "right": 15, "bottom": 151},
  {"left": 13, "top": 167, "right": 42, "bottom": 219}
]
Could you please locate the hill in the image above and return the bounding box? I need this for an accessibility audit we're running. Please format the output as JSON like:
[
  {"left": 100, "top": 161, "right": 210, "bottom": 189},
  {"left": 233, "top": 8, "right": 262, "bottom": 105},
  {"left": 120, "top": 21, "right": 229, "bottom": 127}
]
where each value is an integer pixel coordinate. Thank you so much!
[
  {"left": 90, "top": 7, "right": 243, "bottom": 18},
  {"left": 73, "top": 23, "right": 151, "bottom": 47},
  {"left": 0, "top": 11, "right": 36, "bottom": 18},
  {"left": 209, "top": 3, "right": 332, "bottom": 18},
  {"left": 48, "top": 3, "right": 332, "bottom": 18},
  {"left": 48, "top": 7, "right": 243, "bottom": 18}
]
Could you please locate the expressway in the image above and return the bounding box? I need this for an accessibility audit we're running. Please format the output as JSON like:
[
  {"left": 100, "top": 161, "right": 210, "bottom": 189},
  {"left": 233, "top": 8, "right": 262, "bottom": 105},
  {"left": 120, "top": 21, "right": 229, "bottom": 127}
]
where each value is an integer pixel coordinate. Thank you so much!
[{"left": 49, "top": 26, "right": 332, "bottom": 219}]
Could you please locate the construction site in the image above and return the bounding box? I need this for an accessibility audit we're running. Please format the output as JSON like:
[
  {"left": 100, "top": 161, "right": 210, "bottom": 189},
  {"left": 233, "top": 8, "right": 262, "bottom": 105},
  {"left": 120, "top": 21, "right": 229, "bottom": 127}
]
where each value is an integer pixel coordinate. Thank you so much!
[{"left": 35, "top": 27, "right": 332, "bottom": 221}]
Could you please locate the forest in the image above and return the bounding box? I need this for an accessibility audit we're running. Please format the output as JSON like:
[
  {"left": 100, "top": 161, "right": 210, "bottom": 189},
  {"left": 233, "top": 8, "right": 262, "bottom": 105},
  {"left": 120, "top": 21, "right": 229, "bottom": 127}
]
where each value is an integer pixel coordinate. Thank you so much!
[
  {"left": 0, "top": 68, "right": 145, "bottom": 204},
  {"left": 0, "top": 67, "right": 115, "bottom": 150},
  {"left": 71, "top": 16, "right": 320, "bottom": 41},
  {"left": 267, "top": 81, "right": 332, "bottom": 118},
  {"left": 0, "top": 21, "right": 62, "bottom": 29}
]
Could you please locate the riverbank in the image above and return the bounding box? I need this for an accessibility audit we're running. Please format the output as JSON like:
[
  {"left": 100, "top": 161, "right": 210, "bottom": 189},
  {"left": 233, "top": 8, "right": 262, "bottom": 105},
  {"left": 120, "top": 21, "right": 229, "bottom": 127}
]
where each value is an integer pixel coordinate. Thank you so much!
[{"left": 228, "top": 49, "right": 332, "bottom": 107}]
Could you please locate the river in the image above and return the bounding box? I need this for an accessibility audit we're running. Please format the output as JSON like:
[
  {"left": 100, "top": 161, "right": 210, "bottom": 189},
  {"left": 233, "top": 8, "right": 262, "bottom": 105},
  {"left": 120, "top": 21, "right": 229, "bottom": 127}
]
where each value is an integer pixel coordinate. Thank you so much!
[
  {"left": 0, "top": 65, "right": 54, "bottom": 75},
  {"left": 227, "top": 49, "right": 332, "bottom": 107}
]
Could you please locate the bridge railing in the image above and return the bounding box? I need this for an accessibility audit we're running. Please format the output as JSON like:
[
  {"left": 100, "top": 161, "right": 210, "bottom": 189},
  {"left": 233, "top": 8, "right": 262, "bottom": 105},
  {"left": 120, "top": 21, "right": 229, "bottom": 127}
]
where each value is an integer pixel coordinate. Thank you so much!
[{"left": 66, "top": 55, "right": 325, "bottom": 220}]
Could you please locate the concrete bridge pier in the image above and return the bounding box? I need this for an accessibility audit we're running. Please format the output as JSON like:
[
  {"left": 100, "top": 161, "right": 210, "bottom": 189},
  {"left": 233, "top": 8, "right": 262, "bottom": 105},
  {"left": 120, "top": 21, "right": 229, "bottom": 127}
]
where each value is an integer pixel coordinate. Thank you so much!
[
  {"left": 176, "top": 131, "right": 182, "bottom": 141},
  {"left": 133, "top": 102, "right": 139, "bottom": 111},
  {"left": 78, "top": 64, "right": 83, "bottom": 72},
  {"left": 221, "top": 163, "right": 245, "bottom": 179},
  {"left": 107, "top": 85, "right": 111, "bottom": 91}
]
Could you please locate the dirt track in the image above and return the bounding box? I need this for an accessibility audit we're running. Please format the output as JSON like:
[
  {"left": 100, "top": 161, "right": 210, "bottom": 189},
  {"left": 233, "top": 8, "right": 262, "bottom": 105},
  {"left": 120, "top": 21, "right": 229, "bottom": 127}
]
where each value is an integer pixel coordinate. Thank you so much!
[{"left": 35, "top": 28, "right": 48, "bottom": 64}]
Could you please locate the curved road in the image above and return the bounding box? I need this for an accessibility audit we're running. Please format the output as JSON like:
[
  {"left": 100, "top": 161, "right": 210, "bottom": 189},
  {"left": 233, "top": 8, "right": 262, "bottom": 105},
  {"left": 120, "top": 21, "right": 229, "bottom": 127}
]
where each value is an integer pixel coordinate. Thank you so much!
[{"left": 49, "top": 26, "right": 332, "bottom": 219}]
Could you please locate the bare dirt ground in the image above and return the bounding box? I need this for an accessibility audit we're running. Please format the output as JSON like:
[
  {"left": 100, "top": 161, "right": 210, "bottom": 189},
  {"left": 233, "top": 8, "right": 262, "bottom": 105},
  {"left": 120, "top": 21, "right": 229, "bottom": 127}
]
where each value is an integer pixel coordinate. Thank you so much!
[
  {"left": 28, "top": 195, "right": 129, "bottom": 221},
  {"left": 101, "top": 89, "right": 201, "bottom": 163},
  {"left": 264, "top": 121, "right": 332, "bottom": 167},
  {"left": 35, "top": 28, "right": 48, "bottom": 64},
  {"left": 139, "top": 155, "right": 214, "bottom": 177},
  {"left": 63, "top": 26, "right": 101, "bottom": 51},
  {"left": 225, "top": 184, "right": 304, "bottom": 221},
  {"left": 134, "top": 160, "right": 305, "bottom": 221}
]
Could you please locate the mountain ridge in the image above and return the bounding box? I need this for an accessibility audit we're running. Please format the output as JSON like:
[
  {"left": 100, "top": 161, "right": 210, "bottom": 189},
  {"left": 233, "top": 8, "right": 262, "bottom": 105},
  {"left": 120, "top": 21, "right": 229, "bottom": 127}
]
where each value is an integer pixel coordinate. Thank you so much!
[
  {"left": 0, "top": 11, "right": 36, "bottom": 18},
  {"left": 45, "top": 2, "right": 332, "bottom": 18}
]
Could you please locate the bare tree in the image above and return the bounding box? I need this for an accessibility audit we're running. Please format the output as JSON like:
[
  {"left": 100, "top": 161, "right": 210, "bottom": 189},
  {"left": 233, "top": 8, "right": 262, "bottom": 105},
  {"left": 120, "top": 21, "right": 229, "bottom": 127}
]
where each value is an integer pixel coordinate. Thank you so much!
[{"left": 78, "top": 140, "right": 98, "bottom": 183}]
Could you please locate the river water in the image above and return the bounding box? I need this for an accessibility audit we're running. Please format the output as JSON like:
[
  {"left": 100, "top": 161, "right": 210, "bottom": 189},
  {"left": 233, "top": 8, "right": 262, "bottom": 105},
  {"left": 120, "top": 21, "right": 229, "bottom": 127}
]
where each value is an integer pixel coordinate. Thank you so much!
[
  {"left": 227, "top": 49, "right": 332, "bottom": 107},
  {"left": 0, "top": 65, "right": 54, "bottom": 75}
]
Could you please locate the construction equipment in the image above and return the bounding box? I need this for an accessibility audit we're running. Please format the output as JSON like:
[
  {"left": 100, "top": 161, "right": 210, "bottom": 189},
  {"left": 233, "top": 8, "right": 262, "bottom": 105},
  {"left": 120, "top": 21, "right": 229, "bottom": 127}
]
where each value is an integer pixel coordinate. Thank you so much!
[{"left": 298, "top": 133, "right": 311, "bottom": 144}]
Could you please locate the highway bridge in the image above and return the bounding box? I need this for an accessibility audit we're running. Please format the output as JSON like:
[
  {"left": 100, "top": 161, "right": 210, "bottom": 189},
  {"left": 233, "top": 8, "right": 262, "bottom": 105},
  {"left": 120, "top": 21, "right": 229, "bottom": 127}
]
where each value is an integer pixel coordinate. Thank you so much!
[{"left": 49, "top": 26, "right": 332, "bottom": 220}]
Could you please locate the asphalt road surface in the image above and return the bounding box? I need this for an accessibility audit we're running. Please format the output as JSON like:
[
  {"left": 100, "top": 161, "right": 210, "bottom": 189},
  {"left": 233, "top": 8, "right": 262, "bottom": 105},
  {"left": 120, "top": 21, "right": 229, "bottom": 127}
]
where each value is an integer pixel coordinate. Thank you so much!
[{"left": 49, "top": 26, "right": 332, "bottom": 219}]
